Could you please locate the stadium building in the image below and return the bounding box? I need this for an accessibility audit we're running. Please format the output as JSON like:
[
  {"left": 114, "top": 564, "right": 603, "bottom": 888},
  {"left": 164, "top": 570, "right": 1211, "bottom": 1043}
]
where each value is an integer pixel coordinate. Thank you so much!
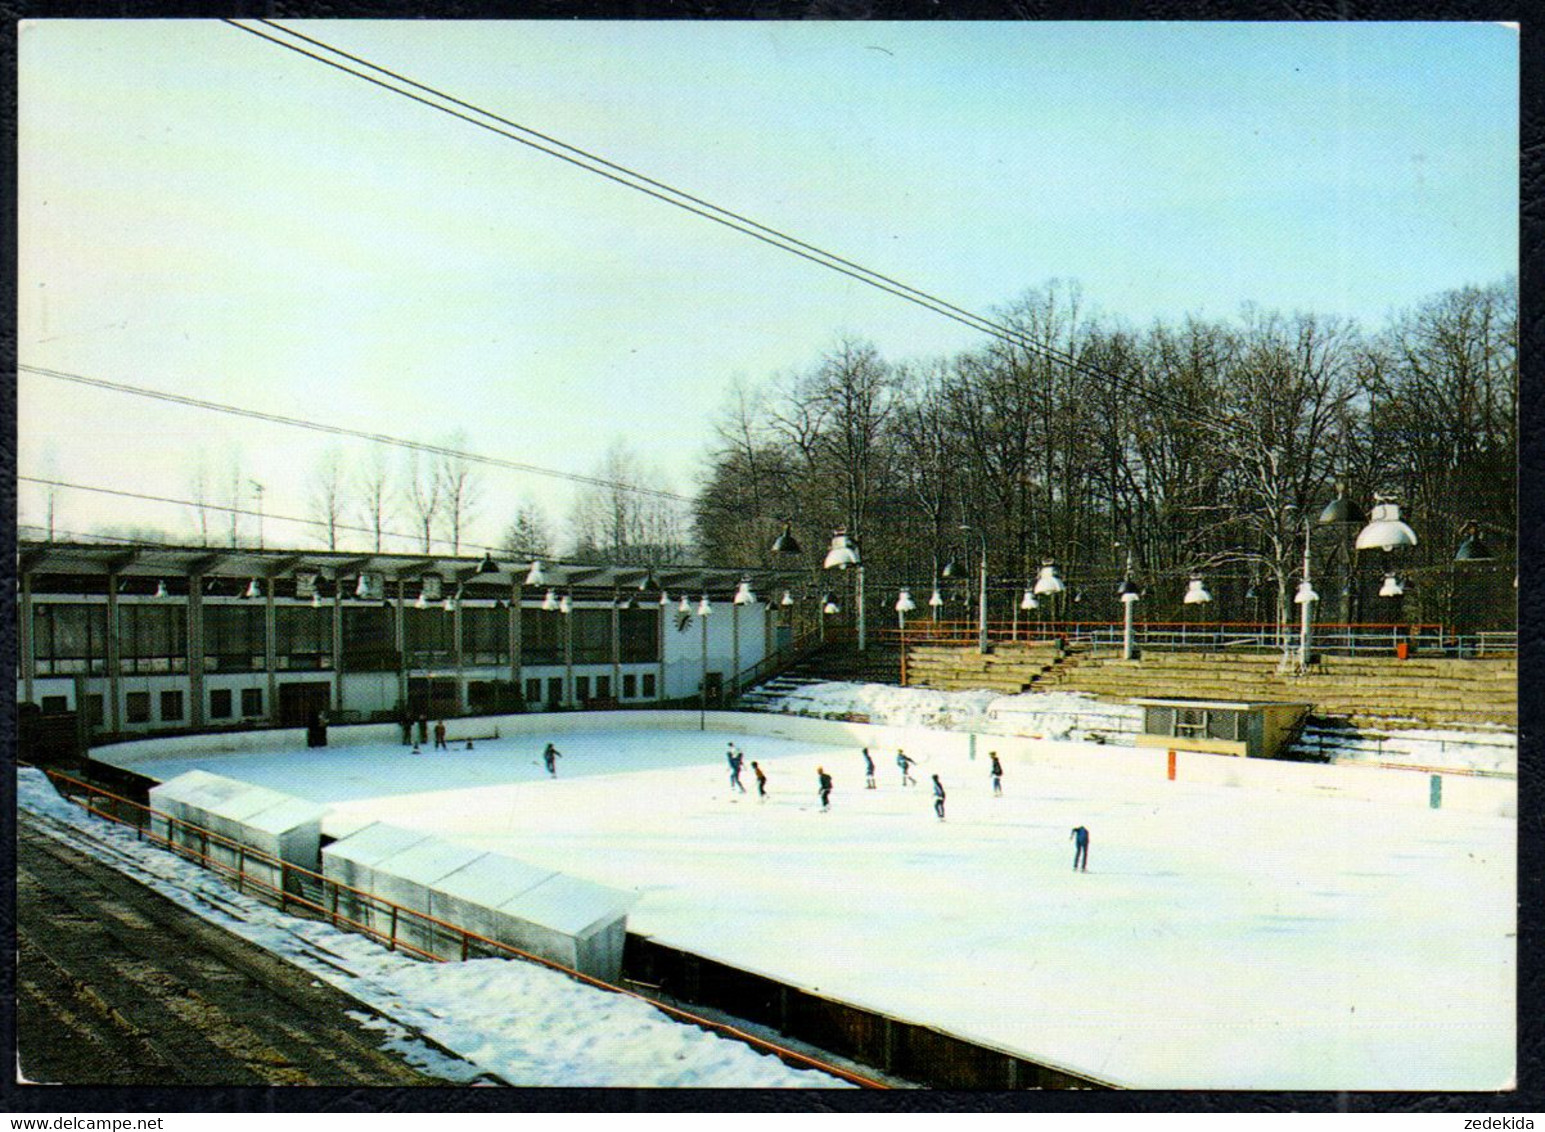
[{"left": 16, "top": 540, "right": 790, "bottom": 740}]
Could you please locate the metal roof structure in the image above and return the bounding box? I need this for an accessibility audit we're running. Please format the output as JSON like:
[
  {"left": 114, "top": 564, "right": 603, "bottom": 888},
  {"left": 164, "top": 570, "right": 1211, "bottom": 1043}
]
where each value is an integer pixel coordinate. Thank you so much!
[{"left": 16, "top": 540, "right": 807, "bottom": 596}]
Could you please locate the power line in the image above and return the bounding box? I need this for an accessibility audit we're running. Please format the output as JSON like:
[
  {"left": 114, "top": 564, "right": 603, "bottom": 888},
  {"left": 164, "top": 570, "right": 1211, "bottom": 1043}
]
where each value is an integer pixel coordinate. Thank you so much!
[
  {"left": 18, "top": 365, "right": 693, "bottom": 504},
  {"left": 224, "top": 19, "right": 1236, "bottom": 434},
  {"left": 19, "top": 474, "right": 540, "bottom": 559}
]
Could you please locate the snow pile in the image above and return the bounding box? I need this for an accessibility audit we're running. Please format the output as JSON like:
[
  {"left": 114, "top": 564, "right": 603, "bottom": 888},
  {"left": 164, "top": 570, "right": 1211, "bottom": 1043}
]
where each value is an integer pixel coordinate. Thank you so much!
[
  {"left": 763, "top": 681, "right": 1142, "bottom": 742},
  {"left": 16, "top": 768, "right": 844, "bottom": 1089}
]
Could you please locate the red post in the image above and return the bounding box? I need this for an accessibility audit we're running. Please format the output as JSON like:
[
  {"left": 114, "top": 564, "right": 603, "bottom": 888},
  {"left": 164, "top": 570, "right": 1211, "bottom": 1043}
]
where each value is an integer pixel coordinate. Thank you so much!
[{"left": 1167, "top": 749, "right": 1177, "bottom": 781}]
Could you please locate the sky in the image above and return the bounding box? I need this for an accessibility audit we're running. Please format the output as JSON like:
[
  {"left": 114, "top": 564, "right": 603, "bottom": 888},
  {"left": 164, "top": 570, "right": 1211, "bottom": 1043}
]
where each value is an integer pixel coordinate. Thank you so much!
[{"left": 17, "top": 20, "right": 1519, "bottom": 558}]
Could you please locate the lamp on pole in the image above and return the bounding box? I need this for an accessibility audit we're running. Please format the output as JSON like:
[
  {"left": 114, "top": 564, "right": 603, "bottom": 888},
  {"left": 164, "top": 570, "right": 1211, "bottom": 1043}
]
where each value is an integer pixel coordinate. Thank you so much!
[
  {"left": 1117, "top": 552, "right": 1140, "bottom": 660},
  {"left": 1294, "top": 520, "right": 1319, "bottom": 669},
  {"left": 823, "top": 528, "right": 864, "bottom": 651},
  {"left": 697, "top": 593, "right": 711, "bottom": 731},
  {"left": 960, "top": 525, "right": 988, "bottom": 654}
]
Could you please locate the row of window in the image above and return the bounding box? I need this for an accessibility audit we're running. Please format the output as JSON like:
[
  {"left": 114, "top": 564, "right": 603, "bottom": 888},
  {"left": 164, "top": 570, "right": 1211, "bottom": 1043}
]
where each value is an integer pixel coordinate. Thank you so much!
[
  {"left": 521, "top": 671, "right": 656, "bottom": 707},
  {"left": 58, "top": 685, "right": 270, "bottom": 726},
  {"left": 29, "top": 603, "right": 664, "bottom": 674}
]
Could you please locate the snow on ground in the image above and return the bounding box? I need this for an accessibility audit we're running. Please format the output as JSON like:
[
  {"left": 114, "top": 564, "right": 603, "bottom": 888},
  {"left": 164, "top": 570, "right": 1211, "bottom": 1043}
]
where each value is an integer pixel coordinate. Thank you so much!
[
  {"left": 766, "top": 680, "right": 1517, "bottom": 775},
  {"left": 765, "top": 681, "right": 1141, "bottom": 742},
  {"left": 118, "top": 725, "right": 1516, "bottom": 1090},
  {"left": 16, "top": 767, "right": 844, "bottom": 1089}
]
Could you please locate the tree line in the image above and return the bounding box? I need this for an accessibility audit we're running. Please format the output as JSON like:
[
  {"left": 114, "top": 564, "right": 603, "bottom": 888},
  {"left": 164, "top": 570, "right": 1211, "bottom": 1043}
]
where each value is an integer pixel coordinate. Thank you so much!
[{"left": 694, "top": 278, "right": 1517, "bottom": 632}]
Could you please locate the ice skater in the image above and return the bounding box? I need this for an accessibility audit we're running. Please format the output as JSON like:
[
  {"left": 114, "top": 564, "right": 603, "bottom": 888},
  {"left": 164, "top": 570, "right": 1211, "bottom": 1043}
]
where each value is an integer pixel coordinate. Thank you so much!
[
  {"left": 1070, "top": 825, "right": 1090, "bottom": 871},
  {"left": 752, "top": 760, "right": 767, "bottom": 800},
  {"left": 897, "top": 749, "right": 917, "bottom": 786},
  {"left": 399, "top": 713, "right": 413, "bottom": 746},
  {"left": 990, "top": 752, "right": 1003, "bottom": 797},
  {"left": 434, "top": 720, "right": 448, "bottom": 750},
  {"left": 726, "top": 744, "right": 746, "bottom": 793},
  {"left": 862, "top": 748, "right": 877, "bottom": 789},
  {"left": 543, "top": 742, "right": 562, "bottom": 777},
  {"left": 817, "top": 767, "right": 833, "bottom": 811},
  {"left": 932, "top": 774, "right": 946, "bottom": 821}
]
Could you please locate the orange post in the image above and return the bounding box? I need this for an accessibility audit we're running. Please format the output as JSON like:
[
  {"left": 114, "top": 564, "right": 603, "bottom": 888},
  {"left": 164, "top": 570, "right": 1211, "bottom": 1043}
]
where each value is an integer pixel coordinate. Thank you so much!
[{"left": 1167, "top": 749, "right": 1177, "bottom": 781}]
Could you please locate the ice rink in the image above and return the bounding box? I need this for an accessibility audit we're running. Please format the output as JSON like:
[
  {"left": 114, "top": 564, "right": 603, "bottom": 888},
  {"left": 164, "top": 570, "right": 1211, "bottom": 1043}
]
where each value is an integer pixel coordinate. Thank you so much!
[{"left": 126, "top": 725, "right": 1515, "bottom": 1090}]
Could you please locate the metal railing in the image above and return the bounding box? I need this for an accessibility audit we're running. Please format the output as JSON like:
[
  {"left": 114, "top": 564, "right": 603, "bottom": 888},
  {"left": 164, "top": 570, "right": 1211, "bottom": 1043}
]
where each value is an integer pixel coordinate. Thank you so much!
[
  {"left": 730, "top": 627, "right": 830, "bottom": 698},
  {"left": 895, "top": 620, "right": 1487, "bottom": 658},
  {"left": 31, "top": 767, "right": 887, "bottom": 1089}
]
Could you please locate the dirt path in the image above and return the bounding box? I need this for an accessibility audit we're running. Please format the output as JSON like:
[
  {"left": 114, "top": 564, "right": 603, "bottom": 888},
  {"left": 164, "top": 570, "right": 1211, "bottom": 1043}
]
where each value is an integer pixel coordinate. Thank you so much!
[{"left": 17, "top": 819, "right": 461, "bottom": 1087}]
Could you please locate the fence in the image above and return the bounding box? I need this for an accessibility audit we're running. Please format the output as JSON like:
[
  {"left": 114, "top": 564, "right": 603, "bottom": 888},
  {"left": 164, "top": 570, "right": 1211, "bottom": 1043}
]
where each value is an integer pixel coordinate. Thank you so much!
[
  {"left": 894, "top": 620, "right": 1495, "bottom": 658},
  {"left": 32, "top": 767, "right": 886, "bottom": 1089}
]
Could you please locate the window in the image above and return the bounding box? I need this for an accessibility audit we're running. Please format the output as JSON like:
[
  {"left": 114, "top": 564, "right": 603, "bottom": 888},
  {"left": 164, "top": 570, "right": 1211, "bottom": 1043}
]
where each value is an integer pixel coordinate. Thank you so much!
[
  {"left": 642, "top": 672, "right": 656, "bottom": 698},
  {"left": 341, "top": 605, "right": 396, "bottom": 670},
  {"left": 241, "top": 687, "right": 264, "bottom": 717},
  {"left": 405, "top": 606, "right": 454, "bottom": 666},
  {"left": 619, "top": 609, "right": 659, "bottom": 663},
  {"left": 525, "top": 678, "right": 542, "bottom": 705},
  {"left": 33, "top": 603, "right": 109, "bottom": 675},
  {"left": 573, "top": 610, "right": 611, "bottom": 664},
  {"left": 40, "top": 695, "right": 68, "bottom": 714},
  {"left": 576, "top": 676, "right": 591, "bottom": 702},
  {"left": 126, "top": 691, "right": 151, "bottom": 724},
  {"left": 623, "top": 673, "right": 637, "bottom": 698},
  {"left": 160, "top": 690, "right": 184, "bottom": 722},
  {"left": 461, "top": 606, "right": 508, "bottom": 666},
  {"left": 276, "top": 605, "right": 332, "bottom": 669},
  {"left": 546, "top": 677, "right": 562, "bottom": 707},
  {"left": 119, "top": 603, "right": 187, "bottom": 673},
  {"left": 523, "top": 609, "right": 562, "bottom": 665},
  {"left": 596, "top": 675, "right": 611, "bottom": 700},
  {"left": 204, "top": 605, "right": 264, "bottom": 671},
  {"left": 210, "top": 688, "right": 233, "bottom": 718}
]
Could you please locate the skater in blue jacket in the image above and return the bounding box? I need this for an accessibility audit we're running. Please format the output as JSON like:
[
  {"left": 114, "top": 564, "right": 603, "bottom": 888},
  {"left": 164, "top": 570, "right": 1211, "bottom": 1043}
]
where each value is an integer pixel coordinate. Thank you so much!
[
  {"left": 1071, "top": 825, "right": 1090, "bottom": 871},
  {"left": 932, "top": 775, "right": 946, "bottom": 821}
]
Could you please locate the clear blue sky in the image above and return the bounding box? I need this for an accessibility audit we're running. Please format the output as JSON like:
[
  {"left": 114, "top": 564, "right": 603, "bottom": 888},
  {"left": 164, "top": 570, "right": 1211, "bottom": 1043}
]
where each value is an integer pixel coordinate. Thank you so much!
[{"left": 18, "top": 20, "right": 1518, "bottom": 553}]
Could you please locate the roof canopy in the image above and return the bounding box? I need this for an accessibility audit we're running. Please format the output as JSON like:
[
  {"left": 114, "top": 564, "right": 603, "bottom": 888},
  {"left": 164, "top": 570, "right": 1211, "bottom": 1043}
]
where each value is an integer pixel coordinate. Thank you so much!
[{"left": 17, "top": 540, "right": 800, "bottom": 595}]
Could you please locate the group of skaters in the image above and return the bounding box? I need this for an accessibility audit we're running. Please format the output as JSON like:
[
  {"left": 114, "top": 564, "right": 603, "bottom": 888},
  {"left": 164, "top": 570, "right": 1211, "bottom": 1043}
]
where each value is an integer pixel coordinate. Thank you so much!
[
  {"left": 400, "top": 714, "right": 478, "bottom": 753},
  {"left": 725, "top": 743, "right": 768, "bottom": 798},
  {"left": 772, "top": 743, "right": 1091, "bottom": 869}
]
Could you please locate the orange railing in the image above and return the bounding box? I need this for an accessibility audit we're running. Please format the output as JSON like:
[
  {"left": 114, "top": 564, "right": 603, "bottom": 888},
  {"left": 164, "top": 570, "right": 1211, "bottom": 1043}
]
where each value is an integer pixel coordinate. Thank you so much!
[{"left": 33, "top": 768, "right": 888, "bottom": 1089}]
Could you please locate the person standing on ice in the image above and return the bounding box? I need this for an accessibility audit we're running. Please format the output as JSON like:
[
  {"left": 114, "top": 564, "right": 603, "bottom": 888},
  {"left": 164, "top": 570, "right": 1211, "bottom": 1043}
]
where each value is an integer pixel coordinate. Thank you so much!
[
  {"left": 752, "top": 760, "right": 767, "bottom": 800},
  {"left": 817, "top": 767, "right": 833, "bottom": 811},
  {"left": 399, "top": 711, "right": 413, "bottom": 746},
  {"left": 543, "top": 743, "right": 562, "bottom": 777},
  {"left": 931, "top": 775, "right": 947, "bottom": 821},
  {"left": 726, "top": 744, "right": 746, "bottom": 793},
  {"left": 897, "top": 750, "right": 917, "bottom": 786},
  {"left": 1070, "top": 826, "right": 1090, "bottom": 871},
  {"left": 990, "top": 752, "right": 1004, "bottom": 797},
  {"left": 434, "top": 720, "right": 447, "bottom": 751},
  {"left": 862, "top": 748, "right": 877, "bottom": 789}
]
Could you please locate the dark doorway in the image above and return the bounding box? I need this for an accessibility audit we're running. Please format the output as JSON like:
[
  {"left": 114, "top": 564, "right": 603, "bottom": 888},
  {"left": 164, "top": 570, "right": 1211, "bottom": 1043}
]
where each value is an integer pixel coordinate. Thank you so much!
[{"left": 278, "top": 682, "right": 331, "bottom": 727}]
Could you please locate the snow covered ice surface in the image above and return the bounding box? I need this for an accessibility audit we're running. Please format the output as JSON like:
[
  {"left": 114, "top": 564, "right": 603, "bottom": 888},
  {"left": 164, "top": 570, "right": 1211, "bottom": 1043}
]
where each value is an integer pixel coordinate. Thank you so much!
[
  {"left": 118, "top": 719, "right": 1517, "bottom": 1091},
  {"left": 16, "top": 767, "right": 845, "bottom": 1089}
]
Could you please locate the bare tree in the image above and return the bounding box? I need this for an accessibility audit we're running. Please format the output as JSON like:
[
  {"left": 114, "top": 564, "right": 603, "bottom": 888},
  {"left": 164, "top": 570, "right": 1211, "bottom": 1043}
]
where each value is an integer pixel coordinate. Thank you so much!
[
  {"left": 309, "top": 446, "right": 348, "bottom": 551},
  {"left": 401, "top": 448, "right": 441, "bottom": 552},
  {"left": 187, "top": 451, "right": 214, "bottom": 546},
  {"left": 355, "top": 445, "right": 393, "bottom": 552},
  {"left": 436, "top": 431, "right": 483, "bottom": 556},
  {"left": 223, "top": 449, "right": 245, "bottom": 547}
]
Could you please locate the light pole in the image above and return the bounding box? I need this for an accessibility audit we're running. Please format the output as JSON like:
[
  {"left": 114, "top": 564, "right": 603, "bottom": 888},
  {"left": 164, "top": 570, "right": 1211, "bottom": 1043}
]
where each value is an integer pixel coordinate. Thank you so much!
[
  {"left": 960, "top": 525, "right": 988, "bottom": 654},
  {"left": 1118, "top": 552, "right": 1140, "bottom": 660},
  {"left": 1294, "top": 520, "right": 1318, "bottom": 669},
  {"left": 698, "top": 594, "right": 711, "bottom": 731},
  {"left": 822, "top": 528, "right": 864, "bottom": 651}
]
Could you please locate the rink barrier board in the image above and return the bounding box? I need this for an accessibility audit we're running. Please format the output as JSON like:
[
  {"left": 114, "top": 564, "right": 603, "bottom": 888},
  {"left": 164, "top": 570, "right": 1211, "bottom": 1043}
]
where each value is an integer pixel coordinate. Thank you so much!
[
  {"left": 621, "top": 935, "right": 1107, "bottom": 1090},
  {"left": 95, "top": 708, "right": 1513, "bottom": 816}
]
